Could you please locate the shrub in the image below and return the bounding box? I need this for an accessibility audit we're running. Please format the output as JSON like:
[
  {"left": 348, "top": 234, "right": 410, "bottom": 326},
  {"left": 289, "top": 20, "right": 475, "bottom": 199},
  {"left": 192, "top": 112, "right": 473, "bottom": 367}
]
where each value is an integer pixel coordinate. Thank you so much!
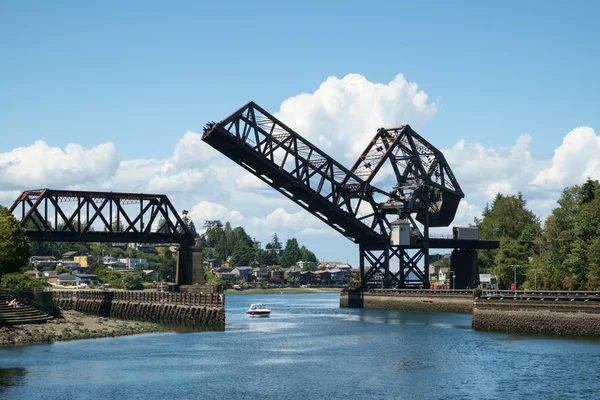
[{"left": 0, "top": 273, "right": 47, "bottom": 290}]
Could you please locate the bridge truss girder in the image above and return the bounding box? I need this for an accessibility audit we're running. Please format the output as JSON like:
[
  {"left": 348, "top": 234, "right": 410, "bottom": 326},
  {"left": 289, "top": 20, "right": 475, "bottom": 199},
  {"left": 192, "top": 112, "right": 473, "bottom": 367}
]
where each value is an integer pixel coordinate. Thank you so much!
[
  {"left": 203, "top": 102, "right": 465, "bottom": 289},
  {"left": 9, "top": 189, "right": 196, "bottom": 285}
]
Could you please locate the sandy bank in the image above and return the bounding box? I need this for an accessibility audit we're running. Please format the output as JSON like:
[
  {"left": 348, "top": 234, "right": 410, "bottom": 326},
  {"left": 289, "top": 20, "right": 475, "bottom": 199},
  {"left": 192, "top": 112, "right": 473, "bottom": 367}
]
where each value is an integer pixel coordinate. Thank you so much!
[{"left": 0, "top": 310, "right": 167, "bottom": 347}]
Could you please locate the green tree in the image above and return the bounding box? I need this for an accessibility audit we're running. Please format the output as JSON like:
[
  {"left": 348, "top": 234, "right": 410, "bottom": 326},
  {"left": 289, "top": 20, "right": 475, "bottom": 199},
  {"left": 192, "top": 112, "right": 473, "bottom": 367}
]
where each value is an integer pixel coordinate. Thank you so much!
[
  {"left": 0, "top": 273, "right": 47, "bottom": 290},
  {"left": 474, "top": 193, "right": 540, "bottom": 273},
  {"left": 280, "top": 238, "right": 301, "bottom": 268},
  {"left": 0, "top": 206, "right": 31, "bottom": 277},
  {"left": 270, "top": 233, "right": 282, "bottom": 250},
  {"left": 179, "top": 209, "right": 199, "bottom": 238},
  {"left": 299, "top": 245, "right": 317, "bottom": 262},
  {"left": 493, "top": 238, "right": 530, "bottom": 289},
  {"left": 231, "top": 241, "right": 255, "bottom": 266}
]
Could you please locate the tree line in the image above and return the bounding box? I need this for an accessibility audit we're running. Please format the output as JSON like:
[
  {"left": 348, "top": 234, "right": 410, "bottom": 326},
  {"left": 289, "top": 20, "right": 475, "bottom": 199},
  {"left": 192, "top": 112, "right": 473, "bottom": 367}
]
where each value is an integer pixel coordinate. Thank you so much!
[
  {"left": 198, "top": 220, "right": 317, "bottom": 268},
  {"left": 475, "top": 179, "right": 600, "bottom": 291}
]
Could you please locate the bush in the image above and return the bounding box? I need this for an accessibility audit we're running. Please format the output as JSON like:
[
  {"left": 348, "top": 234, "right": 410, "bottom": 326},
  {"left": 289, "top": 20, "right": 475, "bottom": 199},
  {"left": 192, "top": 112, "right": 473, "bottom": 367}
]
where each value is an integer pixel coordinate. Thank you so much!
[
  {"left": 0, "top": 273, "right": 47, "bottom": 290},
  {"left": 473, "top": 287, "right": 483, "bottom": 298}
]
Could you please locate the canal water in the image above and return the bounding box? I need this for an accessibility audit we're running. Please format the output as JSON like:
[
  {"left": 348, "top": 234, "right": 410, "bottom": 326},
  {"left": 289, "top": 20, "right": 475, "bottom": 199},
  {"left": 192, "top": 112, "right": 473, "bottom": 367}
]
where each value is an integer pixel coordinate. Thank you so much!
[{"left": 1, "top": 292, "right": 600, "bottom": 400}]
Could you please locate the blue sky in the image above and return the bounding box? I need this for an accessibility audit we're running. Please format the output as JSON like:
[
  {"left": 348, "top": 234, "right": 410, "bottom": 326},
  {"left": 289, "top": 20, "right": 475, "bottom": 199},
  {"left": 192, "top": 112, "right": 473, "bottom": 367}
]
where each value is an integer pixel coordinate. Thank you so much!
[{"left": 1, "top": 1, "right": 599, "bottom": 264}]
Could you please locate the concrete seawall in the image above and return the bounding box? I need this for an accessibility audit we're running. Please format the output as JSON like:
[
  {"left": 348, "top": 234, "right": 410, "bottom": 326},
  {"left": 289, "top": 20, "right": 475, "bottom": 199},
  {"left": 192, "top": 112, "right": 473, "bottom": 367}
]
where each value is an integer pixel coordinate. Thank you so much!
[
  {"left": 53, "top": 290, "right": 225, "bottom": 326},
  {"left": 340, "top": 289, "right": 473, "bottom": 314},
  {"left": 473, "top": 291, "right": 600, "bottom": 337}
]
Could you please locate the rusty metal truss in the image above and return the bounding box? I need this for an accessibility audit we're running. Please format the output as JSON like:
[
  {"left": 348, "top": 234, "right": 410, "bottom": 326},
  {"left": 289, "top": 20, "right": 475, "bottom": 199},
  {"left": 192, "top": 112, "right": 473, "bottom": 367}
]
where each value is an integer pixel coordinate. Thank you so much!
[
  {"left": 9, "top": 189, "right": 195, "bottom": 245},
  {"left": 203, "top": 102, "right": 466, "bottom": 288}
]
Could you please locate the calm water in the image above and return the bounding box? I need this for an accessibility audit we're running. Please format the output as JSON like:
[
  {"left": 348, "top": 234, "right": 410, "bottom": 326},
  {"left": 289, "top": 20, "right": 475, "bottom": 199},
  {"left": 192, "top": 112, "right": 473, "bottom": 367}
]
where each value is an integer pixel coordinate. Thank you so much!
[{"left": 1, "top": 292, "right": 600, "bottom": 400}]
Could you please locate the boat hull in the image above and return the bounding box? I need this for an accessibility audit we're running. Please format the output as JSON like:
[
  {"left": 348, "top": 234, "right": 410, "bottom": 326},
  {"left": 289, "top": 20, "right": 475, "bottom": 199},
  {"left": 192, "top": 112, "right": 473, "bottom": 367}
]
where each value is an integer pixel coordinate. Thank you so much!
[{"left": 245, "top": 310, "right": 271, "bottom": 317}]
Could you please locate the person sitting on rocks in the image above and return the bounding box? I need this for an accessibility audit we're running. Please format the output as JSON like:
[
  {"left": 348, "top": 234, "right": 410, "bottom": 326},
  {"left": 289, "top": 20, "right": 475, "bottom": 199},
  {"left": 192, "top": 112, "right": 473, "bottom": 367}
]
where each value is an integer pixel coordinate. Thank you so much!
[{"left": 8, "top": 298, "right": 19, "bottom": 308}]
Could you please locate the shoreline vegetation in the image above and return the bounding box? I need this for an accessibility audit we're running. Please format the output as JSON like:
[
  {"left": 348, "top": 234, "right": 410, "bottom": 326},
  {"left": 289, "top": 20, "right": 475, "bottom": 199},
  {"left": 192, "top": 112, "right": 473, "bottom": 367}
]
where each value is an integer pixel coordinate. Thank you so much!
[
  {"left": 224, "top": 287, "right": 342, "bottom": 295},
  {"left": 0, "top": 310, "right": 167, "bottom": 347}
]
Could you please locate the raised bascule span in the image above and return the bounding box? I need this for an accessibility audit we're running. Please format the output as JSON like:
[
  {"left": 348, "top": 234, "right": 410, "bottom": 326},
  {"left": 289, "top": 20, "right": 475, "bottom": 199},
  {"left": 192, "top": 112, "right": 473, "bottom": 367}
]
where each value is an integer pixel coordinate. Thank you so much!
[{"left": 203, "top": 102, "right": 492, "bottom": 289}]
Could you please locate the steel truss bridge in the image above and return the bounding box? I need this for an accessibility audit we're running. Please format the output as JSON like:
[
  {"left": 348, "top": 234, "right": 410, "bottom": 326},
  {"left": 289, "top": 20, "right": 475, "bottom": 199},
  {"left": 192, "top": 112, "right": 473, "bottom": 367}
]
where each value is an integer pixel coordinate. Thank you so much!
[
  {"left": 9, "top": 189, "right": 200, "bottom": 286},
  {"left": 203, "top": 102, "right": 498, "bottom": 289}
]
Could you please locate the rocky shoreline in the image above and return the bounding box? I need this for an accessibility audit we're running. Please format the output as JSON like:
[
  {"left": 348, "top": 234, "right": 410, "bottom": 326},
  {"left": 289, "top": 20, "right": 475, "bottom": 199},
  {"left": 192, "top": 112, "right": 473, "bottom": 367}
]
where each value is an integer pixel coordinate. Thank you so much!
[{"left": 0, "top": 310, "right": 168, "bottom": 347}]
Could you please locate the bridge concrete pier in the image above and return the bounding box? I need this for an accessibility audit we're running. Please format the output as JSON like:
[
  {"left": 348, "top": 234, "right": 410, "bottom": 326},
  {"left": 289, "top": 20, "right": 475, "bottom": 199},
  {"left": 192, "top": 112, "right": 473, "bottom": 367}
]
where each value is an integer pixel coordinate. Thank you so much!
[
  {"left": 450, "top": 249, "right": 479, "bottom": 289},
  {"left": 176, "top": 246, "right": 204, "bottom": 287}
]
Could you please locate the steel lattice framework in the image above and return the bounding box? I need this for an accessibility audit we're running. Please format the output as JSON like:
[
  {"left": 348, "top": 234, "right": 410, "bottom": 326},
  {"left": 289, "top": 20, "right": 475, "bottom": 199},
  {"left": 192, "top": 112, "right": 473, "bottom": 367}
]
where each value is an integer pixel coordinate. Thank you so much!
[
  {"left": 9, "top": 189, "right": 195, "bottom": 245},
  {"left": 202, "top": 102, "right": 465, "bottom": 288}
]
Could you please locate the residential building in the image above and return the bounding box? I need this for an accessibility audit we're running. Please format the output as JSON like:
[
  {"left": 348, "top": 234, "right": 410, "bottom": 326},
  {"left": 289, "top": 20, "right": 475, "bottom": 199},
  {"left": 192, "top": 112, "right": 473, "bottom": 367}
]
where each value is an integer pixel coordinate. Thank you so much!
[
  {"left": 220, "top": 272, "right": 237, "bottom": 281},
  {"left": 24, "top": 270, "right": 42, "bottom": 279},
  {"left": 232, "top": 266, "right": 252, "bottom": 281},
  {"left": 329, "top": 268, "right": 353, "bottom": 284},
  {"left": 73, "top": 274, "right": 101, "bottom": 286},
  {"left": 284, "top": 269, "right": 301, "bottom": 282},
  {"left": 298, "top": 261, "right": 318, "bottom": 271},
  {"left": 60, "top": 261, "right": 81, "bottom": 270},
  {"left": 74, "top": 256, "right": 88, "bottom": 267},
  {"left": 299, "top": 271, "right": 315, "bottom": 285},
  {"left": 314, "top": 270, "right": 331, "bottom": 285},
  {"left": 119, "top": 257, "right": 149, "bottom": 269},
  {"left": 57, "top": 274, "right": 79, "bottom": 286},
  {"left": 439, "top": 267, "right": 450, "bottom": 283},
  {"left": 30, "top": 256, "right": 55, "bottom": 263},
  {"left": 30, "top": 256, "right": 60, "bottom": 271},
  {"left": 252, "top": 267, "right": 270, "bottom": 280},
  {"left": 107, "top": 263, "right": 127, "bottom": 271},
  {"left": 62, "top": 251, "right": 78, "bottom": 260},
  {"left": 270, "top": 269, "right": 285, "bottom": 283},
  {"left": 71, "top": 266, "right": 89, "bottom": 275}
]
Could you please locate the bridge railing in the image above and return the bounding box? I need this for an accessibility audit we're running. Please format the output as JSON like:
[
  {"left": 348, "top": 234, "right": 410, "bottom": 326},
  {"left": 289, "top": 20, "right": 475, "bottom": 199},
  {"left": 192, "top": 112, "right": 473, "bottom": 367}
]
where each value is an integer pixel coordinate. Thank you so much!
[{"left": 53, "top": 290, "right": 223, "bottom": 307}]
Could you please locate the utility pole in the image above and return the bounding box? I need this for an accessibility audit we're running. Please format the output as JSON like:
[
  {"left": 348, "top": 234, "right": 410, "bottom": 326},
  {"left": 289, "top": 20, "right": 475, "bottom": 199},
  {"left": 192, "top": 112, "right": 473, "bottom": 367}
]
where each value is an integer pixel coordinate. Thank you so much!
[{"left": 509, "top": 264, "right": 521, "bottom": 294}]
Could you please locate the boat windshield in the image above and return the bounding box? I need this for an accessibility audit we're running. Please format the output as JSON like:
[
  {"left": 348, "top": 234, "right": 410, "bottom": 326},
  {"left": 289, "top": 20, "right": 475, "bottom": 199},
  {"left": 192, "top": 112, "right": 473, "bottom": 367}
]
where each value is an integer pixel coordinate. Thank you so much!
[{"left": 249, "top": 304, "right": 263, "bottom": 310}]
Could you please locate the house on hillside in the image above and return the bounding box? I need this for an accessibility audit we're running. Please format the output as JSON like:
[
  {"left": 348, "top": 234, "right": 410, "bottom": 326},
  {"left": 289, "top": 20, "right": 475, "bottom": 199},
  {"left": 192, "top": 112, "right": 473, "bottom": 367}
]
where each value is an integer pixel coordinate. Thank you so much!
[
  {"left": 298, "top": 261, "right": 318, "bottom": 271},
  {"left": 57, "top": 274, "right": 79, "bottom": 286},
  {"left": 270, "top": 269, "right": 285, "bottom": 283},
  {"left": 62, "top": 251, "right": 78, "bottom": 260},
  {"left": 299, "top": 271, "right": 315, "bottom": 285},
  {"left": 232, "top": 266, "right": 252, "bottom": 281},
  {"left": 314, "top": 270, "right": 331, "bottom": 285}
]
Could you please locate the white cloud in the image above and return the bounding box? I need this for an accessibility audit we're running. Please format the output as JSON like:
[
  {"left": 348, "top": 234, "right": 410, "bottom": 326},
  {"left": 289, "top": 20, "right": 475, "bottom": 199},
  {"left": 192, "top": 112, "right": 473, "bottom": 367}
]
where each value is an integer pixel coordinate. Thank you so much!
[
  {"left": 0, "top": 140, "right": 120, "bottom": 189},
  {"left": 531, "top": 127, "right": 600, "bottom": 189},
  {"left": 188, "top": 201, "right": 245, "bottom": 225},
  {"left": 2, "top": 72, "right": 599, "bottom": 266},
  {"left": 275, "top": 73, "right": 439, "bottom": 162}
]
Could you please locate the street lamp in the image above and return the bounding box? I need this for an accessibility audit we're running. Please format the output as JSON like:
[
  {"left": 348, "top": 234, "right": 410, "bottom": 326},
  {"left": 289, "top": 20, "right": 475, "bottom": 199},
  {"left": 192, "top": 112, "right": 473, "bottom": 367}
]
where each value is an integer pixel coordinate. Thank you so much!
[
  {"left": 509, "top": 264, "right": 521, "bottom": 294},
  {"left": 450, "top": 271, "right": 456, "bottom": 290}
]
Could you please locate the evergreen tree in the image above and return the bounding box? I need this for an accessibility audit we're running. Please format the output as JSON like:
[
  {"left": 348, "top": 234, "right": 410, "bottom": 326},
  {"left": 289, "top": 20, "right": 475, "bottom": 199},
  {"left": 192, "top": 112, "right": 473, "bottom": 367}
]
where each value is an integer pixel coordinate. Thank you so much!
[
  {"left": 0, "top": 206, "right": 31, "bottom": 277},
  {"left": 280, "top": 238, "right": 301, "bottom": 268}
]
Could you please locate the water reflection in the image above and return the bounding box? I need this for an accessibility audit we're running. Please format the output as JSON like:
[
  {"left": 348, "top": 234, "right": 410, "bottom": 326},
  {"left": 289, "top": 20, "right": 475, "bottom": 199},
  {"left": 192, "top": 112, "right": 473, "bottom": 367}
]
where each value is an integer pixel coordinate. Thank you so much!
[
  {"left": 160, "top": 322, "right": 225, "bottom": 334},
  {"left": 0, "top": 368, "right": 26, "bottom": 393}
]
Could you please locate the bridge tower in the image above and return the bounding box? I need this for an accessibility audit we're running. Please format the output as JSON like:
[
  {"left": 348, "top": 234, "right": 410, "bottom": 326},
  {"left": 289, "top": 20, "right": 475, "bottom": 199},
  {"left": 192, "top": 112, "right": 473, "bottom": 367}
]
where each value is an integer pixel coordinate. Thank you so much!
[{"left": 202, "top": 102, "right": 464, "bottom": 288}]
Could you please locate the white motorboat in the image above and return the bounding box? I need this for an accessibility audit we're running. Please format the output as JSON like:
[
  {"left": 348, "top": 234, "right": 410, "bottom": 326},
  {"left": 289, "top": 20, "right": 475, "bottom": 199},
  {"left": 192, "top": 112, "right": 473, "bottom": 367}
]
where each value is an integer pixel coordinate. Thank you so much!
[{"left": 245, "top": 303, "right": 271, "bottom": 317}]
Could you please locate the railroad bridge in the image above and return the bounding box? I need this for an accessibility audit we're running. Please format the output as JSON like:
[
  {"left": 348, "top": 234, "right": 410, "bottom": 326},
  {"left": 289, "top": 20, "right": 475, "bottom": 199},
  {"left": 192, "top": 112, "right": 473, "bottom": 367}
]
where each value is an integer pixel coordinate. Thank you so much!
[
  {"left": 202, "top": 102, "right": 500, "bottom": 289},
  {"left": 9, "top": 189, "right": 204, "bottom": 287}
]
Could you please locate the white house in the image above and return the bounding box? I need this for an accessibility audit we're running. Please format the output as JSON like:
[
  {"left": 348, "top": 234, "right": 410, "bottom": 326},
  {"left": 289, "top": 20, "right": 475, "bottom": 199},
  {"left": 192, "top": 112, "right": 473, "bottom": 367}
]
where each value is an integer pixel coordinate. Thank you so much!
[
  {"left": 439, "top": 267, "right": 450, "bottom": 283},
  {"left": 119, "top": 257, "right": 149, "bottom": 269}
]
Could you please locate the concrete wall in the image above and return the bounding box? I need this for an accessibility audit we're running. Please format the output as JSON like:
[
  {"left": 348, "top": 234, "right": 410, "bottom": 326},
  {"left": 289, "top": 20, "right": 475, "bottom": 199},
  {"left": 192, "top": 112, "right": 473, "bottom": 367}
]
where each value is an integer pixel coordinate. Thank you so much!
[
  {"left": 53, "top": 290, "right": 225, "bottom": 326},
  {"left": 340, "top": 290, "right": 473, "bottom": 314},
  {"left": 473, "top": 293, "right": 600, "bottom": 337},
  {"left": 473, "top": 309, "right": 600, "bottom": 337}
]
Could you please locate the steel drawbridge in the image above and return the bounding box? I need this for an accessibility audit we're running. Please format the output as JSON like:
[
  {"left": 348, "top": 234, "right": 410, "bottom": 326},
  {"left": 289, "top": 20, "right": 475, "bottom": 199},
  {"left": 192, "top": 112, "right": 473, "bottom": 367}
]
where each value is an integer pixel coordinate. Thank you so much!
[{"left": 202, "top": 102, "right": 465, "bottom": 288}]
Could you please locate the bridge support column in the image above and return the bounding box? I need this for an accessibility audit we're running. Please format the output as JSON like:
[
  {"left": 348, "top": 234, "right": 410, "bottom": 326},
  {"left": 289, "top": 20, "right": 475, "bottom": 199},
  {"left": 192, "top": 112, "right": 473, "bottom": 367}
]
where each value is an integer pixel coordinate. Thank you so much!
[
  {"left": 450, "top": 249, "right": 479, "bottom": 289},
  {"left": 176, "top": 245, "right": 204, "bottom": 287}
]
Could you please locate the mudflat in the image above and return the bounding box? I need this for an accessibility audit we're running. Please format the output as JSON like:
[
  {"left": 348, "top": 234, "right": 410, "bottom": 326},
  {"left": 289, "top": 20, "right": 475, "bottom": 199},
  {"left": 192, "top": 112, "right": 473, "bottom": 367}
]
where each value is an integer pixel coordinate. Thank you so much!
[{"left": 0, "top": 310, "right": 167, "bottom": 347}]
